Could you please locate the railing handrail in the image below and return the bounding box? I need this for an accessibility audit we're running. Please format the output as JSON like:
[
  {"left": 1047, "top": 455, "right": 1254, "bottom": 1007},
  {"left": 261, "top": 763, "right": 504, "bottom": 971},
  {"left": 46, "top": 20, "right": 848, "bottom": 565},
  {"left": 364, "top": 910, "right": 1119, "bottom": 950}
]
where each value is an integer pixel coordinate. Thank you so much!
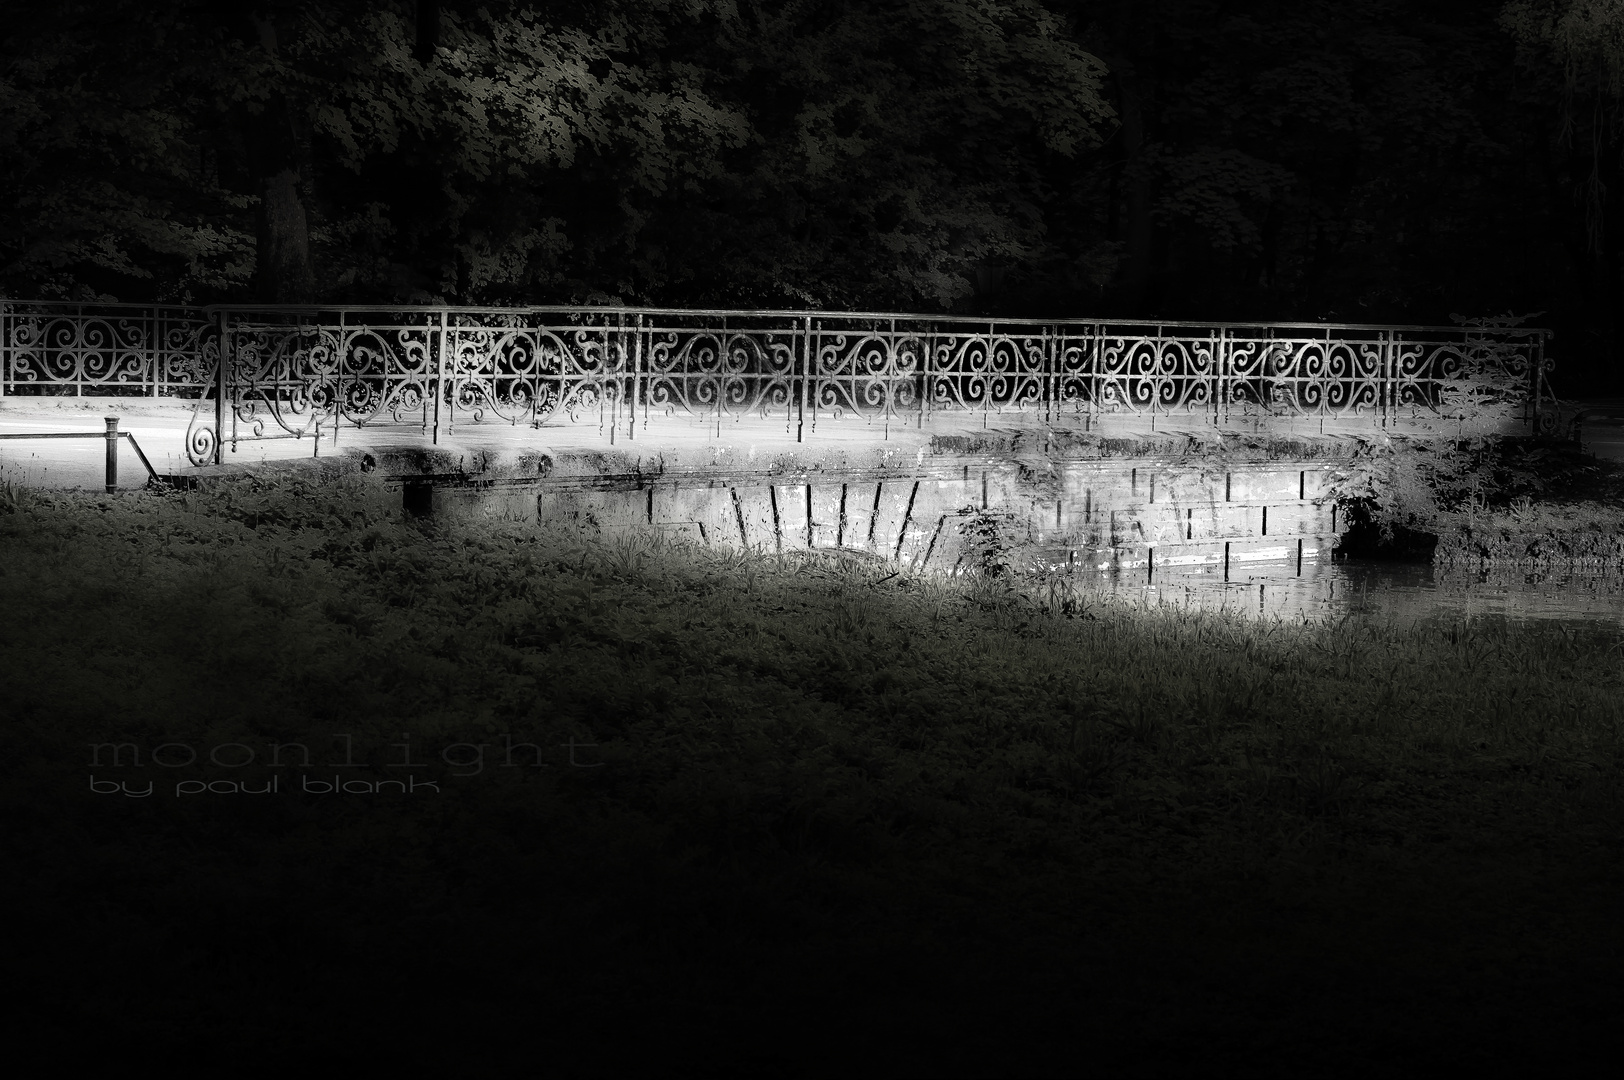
[
  {"left": 0, "top": 298, "right": 1553, "bottom": 337},
  {"left": 0, "top": 417, "right": 160, "bottom": 489},
  {"left": 0, "top": 298, "right": 1560, "bottom": 463}
]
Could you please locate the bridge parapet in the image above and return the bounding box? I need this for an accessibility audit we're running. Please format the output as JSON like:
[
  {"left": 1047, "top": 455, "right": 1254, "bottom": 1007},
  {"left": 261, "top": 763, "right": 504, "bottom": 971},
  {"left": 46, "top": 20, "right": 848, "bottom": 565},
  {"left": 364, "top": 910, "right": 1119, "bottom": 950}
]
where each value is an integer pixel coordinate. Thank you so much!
[{"left": 0, "top": 302, "right": 1556, "bottom": 465}]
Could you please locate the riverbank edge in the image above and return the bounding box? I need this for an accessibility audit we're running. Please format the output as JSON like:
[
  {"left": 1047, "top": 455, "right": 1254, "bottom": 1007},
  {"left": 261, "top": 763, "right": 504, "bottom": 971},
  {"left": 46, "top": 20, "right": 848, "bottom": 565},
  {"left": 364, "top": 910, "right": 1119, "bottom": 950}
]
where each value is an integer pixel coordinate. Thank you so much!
[
  {"left": 1431, "top": 505, "right": 1624, "bottom": 570},
  {"left": 1316, "top": 432, "right": 1624, "bottom": 571}
]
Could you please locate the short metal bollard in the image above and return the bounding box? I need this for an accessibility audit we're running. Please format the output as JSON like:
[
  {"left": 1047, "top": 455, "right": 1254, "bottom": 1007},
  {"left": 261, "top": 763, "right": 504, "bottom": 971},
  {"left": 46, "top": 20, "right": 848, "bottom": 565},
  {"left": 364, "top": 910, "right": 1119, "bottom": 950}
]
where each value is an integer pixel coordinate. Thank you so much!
[{"left": 104, "top": 416, "right": 119, "bottom": 493}]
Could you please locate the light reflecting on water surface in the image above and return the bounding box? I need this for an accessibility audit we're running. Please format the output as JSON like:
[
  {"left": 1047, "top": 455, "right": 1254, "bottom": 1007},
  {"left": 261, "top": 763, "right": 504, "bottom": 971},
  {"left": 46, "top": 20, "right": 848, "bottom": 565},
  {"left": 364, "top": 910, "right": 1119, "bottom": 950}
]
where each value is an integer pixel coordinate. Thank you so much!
[{"left": 1067, "top": 558, "right": 1624, "bottom": 630}]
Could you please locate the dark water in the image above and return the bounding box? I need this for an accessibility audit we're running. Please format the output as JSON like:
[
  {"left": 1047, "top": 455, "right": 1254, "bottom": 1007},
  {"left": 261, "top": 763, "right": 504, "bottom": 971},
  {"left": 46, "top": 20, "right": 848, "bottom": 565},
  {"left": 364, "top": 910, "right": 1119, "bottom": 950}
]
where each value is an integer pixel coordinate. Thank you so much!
[{"left": 1073, "top": 558, "right": 1624, "bottom": 630}]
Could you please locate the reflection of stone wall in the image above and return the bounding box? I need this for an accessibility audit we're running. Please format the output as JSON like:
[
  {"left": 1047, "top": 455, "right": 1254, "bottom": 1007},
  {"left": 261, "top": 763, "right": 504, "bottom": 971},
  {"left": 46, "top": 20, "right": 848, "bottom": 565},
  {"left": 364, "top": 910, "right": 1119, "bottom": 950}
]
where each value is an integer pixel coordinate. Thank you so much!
[{"left": 431, "top": 449, "right": 1347, "bottom": 576}]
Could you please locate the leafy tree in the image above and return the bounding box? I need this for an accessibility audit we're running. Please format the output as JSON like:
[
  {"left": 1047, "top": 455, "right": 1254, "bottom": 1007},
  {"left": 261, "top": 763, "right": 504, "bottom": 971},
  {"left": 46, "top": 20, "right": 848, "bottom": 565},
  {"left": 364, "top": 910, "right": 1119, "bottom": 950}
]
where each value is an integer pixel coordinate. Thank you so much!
[
  {"left": 1502, "top": 0, "right": 1624, "bottom": 381},
  {"left": 1048, "top": 0, "right": 1549, "bottom": 324},
  {"left": 0, "top": 2, "right": 254, "bottom": 301},
  {"left": 7, "top": 0, "right": 1624, "bottom": 394},
  {"left": 629, "top": 0, "right": 1115, "bottom": 309},
  {"left": 0, "top": 0, "right": 1113, "bottom": 309}
]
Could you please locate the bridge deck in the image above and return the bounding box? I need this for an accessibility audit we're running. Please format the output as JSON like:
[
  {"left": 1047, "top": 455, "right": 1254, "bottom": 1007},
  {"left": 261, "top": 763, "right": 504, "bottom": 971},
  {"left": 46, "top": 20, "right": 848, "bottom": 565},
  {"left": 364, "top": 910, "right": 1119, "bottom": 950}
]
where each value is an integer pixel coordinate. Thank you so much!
[{"left": 0, "top": 394, "right": 1553, "bottom": 492}]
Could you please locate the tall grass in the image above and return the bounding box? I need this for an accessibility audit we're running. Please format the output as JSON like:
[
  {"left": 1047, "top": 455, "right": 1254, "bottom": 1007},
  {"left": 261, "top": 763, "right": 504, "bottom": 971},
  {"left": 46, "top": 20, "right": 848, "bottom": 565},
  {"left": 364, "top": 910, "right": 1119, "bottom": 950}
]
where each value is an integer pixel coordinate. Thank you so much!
[{"left": 4, "top": 475, "right": 1621, "bottom": 1074}]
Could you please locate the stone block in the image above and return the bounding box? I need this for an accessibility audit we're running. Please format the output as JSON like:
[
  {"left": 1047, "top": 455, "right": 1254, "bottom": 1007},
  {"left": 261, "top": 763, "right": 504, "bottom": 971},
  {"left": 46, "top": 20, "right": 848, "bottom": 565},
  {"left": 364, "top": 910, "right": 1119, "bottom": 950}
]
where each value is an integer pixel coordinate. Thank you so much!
[
  {"left": 733, "top": 487, "right": 777, "bottom": 552},
  {"left": 908, "top": 477, "right": 974, "bottom": 521},
  {"left": 810, "top": 484, "right": 842, "bottom": 548},
  {"left": 1227, "top": 469, "right": 1301, "bottom": 502},
  {"left": 1258, "top": 501, "right": 1330, "bottom": 537},
  {"left": 1228, "top": 539, "right": 1299, "bottom": 565},
  {"left": 840, "top": 482, "right": 882, "bottom": 549},
  {"left": 774, "top": 484, "right": 810, "bottom": 550},
  {"left": 1145, "top": 506, "right": 1188, "bottom": 545},
  {"left": 1061, "top": 465, "right": 1134, "bottom": 509},
  {"left": 1301, "top": 467, "right": 1335, "bottom": 500},
  {"left": 538, "top": 488, "right": 646, "bottom": 531},
  {"left": 653, "top": 485, "right": 741, "bottom": 549},
  {"left": 872, "top": 481, "right": 917, "bottom": 558},
  {"left": 433, "top": 487, "right": 538, "bottom": 525},
  {"left": 1154, "top": 468, "right": 1225, "bottom": 506},
  {"left": 901, "top": 511, "right": 973, "bottom": 573}
]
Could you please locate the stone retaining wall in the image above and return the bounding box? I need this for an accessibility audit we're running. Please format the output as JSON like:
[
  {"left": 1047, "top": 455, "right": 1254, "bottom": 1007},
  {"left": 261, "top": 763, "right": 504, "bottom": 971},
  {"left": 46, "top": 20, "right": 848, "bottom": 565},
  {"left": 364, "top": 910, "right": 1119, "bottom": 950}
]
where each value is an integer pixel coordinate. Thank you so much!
[{"left": 406, "top": 434, "right": 1354, "bottom": 575}]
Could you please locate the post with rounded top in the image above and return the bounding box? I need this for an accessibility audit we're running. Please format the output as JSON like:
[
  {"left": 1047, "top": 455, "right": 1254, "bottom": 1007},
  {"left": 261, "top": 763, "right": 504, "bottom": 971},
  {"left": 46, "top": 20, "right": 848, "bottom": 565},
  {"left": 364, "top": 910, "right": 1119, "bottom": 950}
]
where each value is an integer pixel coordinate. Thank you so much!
[
  {"left": 104, "top": 416, "right": 119, "bottom": 493},
  {"left": 215, "top": 309, "right": 228, "bottom": 465}
]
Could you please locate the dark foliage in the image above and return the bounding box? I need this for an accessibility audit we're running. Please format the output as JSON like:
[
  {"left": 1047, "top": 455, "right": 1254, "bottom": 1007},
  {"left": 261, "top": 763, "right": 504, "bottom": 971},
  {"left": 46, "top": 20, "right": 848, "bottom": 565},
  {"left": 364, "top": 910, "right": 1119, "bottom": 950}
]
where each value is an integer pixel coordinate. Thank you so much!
[
  {"left": 3, "top": 2, "right": 1623, "bottom": 389},
  {"left": 3, "top": 484, "right": 1620, "bottom": 1071}
]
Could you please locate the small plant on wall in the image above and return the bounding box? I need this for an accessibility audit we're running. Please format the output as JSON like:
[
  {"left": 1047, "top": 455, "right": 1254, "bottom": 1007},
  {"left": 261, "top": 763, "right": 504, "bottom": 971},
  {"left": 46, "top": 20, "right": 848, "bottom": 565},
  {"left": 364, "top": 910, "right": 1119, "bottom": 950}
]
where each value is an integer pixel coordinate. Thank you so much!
[{"left": 956, "top": 507, "right": 1017, "bottom": 578}]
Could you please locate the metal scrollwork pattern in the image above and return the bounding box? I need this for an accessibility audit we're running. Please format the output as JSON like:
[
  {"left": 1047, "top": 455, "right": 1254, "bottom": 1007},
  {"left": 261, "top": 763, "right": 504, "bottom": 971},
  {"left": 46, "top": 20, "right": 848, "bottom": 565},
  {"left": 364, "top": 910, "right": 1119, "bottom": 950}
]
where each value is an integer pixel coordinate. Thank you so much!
[
  {"left": 0, "top": 302, "right": 1555, "bottom": 442},
  {"left": 1, "top": 303, "right": 215, "bottom": 396}
]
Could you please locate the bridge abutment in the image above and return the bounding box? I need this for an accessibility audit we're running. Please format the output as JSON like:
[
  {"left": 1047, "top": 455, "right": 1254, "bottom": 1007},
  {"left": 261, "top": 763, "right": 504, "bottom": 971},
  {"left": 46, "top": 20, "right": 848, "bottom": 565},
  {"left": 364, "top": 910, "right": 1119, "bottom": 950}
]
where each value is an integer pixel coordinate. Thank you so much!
[{"left": 368, "top": 425, "right": 1365, "bottom": 577}]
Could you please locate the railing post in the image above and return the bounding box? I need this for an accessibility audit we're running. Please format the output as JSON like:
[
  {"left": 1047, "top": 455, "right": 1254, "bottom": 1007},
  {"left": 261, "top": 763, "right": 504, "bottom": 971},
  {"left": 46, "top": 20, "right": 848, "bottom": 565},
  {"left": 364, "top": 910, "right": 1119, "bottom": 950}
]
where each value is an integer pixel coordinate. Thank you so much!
[
  {"left": 1087, "top": 323, "right": 1098, "bottom": 431},
  {"left": 983, "top": 321, "right": 993, "bottom": 428},
  {"left": 214, "top": 309, "right": 228, "bottom": 465},
  {"left": 433, "top": 309, "right": 446, "bottom": 444},
  {"left": 920, "top": 322, "right": 931, "bottom": 430},
  {"left": 797, "top": 315, "right": 809, "bottom": 442},
  {"left": 607, "top": 315, "right": 617, "bottom": 444},
  {"left": 629, "top": 312, "right": 641, "bottom": 441},
  {"left": 883, "top": 317, "right": 895, "bottom": 439},
  {"left": 104, "top": 416, "right": 119, "bottom": 493},
  {"left": 602, "top": 316, "right": 612, "bottom": 439},
  {"left": 1382, "top": 330, "right": 1394, "bottom": 429},
  {"left": 1043, "top": 324, "right": 1053, "bottom": 424}
]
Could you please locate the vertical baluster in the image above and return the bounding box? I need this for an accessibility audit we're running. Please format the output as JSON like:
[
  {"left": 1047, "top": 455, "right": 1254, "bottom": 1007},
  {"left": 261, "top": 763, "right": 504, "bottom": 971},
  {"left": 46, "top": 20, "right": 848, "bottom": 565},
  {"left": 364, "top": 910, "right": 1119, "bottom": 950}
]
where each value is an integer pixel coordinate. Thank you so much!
[
  {"left": 607, "top": 314, "right": 619, "bottom": 444},
  {"left": 919, "top": 322, "right": 931, "bottom": 430},
  {"left": 433, "top": 309, "right": 446, "bottom": 443},
  {"left": 1381, "top": 329, "right": 1392, "bottom": 429},
  {"left": 1088, "top": 323, "right": 1099, "bottom": 431},
  {"left": 884, "top": 317, "right": 895, "bottom": 439},
  {"left": 631, "top": 312, "right": 642, "bottom": 440},
  {"left": 1044, "top": 324, "right": 1055, "bottom": 423},
  {"left": 987, "top": 322, "right": 995, "bottom": 428},
  {"left": 215, "top": 308, "right": 229, "bottom": 464},
  {"left": 800, "top": 315, "right": 812, "bottom": 440}
]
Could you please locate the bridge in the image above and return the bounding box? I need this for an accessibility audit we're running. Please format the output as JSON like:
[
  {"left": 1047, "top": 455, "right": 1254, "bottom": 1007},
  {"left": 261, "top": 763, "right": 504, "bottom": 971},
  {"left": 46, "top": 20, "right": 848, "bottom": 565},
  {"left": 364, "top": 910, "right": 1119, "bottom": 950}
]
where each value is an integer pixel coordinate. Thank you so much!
[
  {"left": 0, "top": 301, "right": 1560, "bottom": 577},
  {"left": 0, "top": 302, "right": 1557, "bottom": 459}
]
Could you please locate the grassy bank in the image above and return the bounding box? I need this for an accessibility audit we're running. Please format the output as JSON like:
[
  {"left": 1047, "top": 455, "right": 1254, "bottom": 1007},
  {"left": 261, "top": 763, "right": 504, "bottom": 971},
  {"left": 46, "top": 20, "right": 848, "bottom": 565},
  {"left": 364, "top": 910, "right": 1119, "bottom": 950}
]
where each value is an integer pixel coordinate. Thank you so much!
[
  {"left": 4, "top": 476, "right": 1622, "bottom": 1075},
  {"left": 1333, "top": 436, "right": 1624, "bottom": 568}
]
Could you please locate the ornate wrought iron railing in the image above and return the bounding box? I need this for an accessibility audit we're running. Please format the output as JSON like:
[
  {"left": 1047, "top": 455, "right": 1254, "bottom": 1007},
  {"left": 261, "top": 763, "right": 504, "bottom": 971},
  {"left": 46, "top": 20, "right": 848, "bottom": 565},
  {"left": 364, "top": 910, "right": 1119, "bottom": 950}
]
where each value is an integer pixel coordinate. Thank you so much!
[
  {"left": 0, "top": 301, "right": 217, "bottom": 397},
  {"left": 0, "top": 301, "right": 1555, "bottom": 466}
]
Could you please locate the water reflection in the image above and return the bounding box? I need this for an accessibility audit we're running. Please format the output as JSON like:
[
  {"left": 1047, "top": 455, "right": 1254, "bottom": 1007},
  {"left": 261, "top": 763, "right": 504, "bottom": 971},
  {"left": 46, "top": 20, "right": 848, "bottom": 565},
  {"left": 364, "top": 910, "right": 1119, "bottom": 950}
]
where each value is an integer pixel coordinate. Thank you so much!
[{"left": 1067, "top": 558, "right": 1624, "bottom": 629}]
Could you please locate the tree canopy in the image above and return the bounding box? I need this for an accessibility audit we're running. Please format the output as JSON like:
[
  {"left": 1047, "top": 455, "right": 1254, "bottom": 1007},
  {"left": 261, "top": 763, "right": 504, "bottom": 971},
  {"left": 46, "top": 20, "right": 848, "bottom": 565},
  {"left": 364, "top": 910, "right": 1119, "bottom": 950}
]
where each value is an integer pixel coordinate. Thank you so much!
[
  {"left": 3, "top": 0, "right": 1623, "bottom": 388},
  {"left": 0, "top": 0, "right": 1112, "bottom": 309}
]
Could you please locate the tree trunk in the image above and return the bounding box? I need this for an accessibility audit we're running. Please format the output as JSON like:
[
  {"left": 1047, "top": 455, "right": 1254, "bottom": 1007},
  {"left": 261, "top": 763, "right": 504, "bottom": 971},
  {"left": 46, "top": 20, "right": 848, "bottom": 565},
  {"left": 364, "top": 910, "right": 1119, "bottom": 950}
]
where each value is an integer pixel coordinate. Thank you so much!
[
  {"left": 245, "top": 17, "right": 314, "bottom": 304},
  {"left": 1106, "top": 55, "right": 1154, "bottom": 314},
  {"left": 253, "top": 156, "right": 314, "bottom": 303}
]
